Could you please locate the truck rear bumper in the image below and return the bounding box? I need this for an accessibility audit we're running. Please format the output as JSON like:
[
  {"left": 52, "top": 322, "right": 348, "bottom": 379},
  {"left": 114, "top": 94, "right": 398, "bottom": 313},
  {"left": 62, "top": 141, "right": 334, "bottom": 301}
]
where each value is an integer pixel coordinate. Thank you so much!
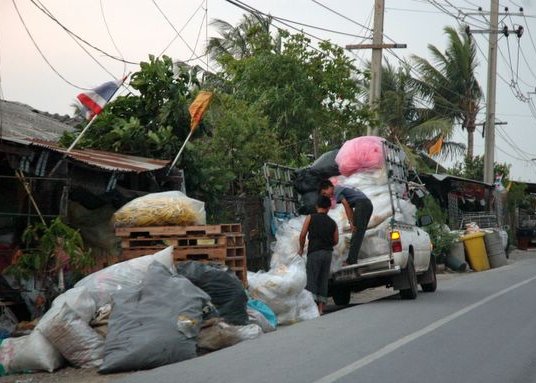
[{"left": 331, "top": 255, "right": 401, "bottom": 284}]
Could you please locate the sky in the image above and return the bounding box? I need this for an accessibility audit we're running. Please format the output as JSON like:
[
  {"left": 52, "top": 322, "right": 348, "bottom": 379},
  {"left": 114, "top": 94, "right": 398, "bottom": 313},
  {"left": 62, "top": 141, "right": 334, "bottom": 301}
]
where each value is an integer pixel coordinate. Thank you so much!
[{"left": 1, "top": 0, "right": 536, "bottom": 181}]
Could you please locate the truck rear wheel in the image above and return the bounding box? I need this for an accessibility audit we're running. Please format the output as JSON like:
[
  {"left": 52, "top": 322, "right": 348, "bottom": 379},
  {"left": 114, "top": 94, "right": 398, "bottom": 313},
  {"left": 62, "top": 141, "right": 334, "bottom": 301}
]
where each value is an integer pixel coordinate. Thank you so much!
[
  {"left": 421, "top": 255, "right": 437, "bottom": 292},
  {"left": 400, "top": 255, "right": 418, "bottom": 300},
  {"left": 332, "top": 288, "right": 351, "bottom": 306}
]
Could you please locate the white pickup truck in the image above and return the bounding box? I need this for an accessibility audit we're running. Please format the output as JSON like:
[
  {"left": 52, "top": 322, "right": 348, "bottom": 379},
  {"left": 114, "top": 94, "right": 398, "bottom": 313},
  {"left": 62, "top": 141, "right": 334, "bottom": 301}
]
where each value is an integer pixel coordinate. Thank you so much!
[
  {"left": 263, "top": 140, "right": 437, "bottom": 306},
  {"left": 329, "top": 140, "right": 436, "bottom": 305},
  {"left": 329, "top": 217, "right": 436, "bottom": 305}
]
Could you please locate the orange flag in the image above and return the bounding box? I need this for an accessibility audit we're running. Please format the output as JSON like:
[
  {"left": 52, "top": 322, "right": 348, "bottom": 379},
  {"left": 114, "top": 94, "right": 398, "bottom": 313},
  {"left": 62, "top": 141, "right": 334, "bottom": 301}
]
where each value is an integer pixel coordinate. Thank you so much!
[
  {"left": 188, "top": 91, "right": 214, "bottom": 132},
  {"left": 428, "top": 136, "right": 443, "bottom": 156}
]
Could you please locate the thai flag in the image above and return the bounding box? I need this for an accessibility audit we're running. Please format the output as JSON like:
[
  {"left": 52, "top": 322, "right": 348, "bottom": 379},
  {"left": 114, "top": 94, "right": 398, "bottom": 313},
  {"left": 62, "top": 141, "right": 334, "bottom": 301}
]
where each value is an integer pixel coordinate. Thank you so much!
[{"left": 77, "top": 79, "right": 122, "bottom": 120}]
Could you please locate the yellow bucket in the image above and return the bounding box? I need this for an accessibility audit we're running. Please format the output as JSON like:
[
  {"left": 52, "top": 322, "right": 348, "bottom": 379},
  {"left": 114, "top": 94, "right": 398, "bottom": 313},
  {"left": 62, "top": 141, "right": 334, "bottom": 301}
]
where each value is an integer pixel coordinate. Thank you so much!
[{"left": 461, "top": 232, "right": 490, "bottom": 272}]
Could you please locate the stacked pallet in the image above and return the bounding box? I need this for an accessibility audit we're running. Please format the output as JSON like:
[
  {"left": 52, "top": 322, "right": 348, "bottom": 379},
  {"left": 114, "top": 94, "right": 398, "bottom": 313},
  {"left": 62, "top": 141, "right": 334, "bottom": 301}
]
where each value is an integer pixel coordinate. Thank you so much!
[{"left": 115, "top": 224, "right": 247, "bottom": 285}]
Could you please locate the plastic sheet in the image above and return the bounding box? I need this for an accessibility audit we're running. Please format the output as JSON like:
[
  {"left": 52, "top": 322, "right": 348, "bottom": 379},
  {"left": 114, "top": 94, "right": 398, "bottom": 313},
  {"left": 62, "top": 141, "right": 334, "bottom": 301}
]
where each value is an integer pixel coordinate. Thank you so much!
[
  {"left": 112, "top": 191, "right": 206, "bottom": 227},
  {"left": 74, "top": 246, "right": 175, "bottom": 308},
  {"left": 0, "top": 331, "right": 63, "bottom": 374},
  {"left": 335, "top": 136, "right": 385, "bottom": 176},
  {"left": 39, "top": 303, "right": 104, "bottom": 368}
]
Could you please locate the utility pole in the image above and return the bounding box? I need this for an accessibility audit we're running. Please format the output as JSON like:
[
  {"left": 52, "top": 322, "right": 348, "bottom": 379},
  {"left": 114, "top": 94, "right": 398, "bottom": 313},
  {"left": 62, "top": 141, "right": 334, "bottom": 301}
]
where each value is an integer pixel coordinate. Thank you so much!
[
  {"left": 369, "top": 0, "right": 385, "bottom": 136},
  {"left": 346, "top": 0, "right": 406, "bottom": 135},
  {"left": 483, "top": 0, "right": 499, "bottom": 184}
]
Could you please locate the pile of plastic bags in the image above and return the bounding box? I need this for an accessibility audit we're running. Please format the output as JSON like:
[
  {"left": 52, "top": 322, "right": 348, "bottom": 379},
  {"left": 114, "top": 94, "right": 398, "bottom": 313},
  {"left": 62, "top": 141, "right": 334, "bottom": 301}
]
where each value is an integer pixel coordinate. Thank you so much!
[{"left": 0, "top": 247, "right": 277, "bottom": 376}]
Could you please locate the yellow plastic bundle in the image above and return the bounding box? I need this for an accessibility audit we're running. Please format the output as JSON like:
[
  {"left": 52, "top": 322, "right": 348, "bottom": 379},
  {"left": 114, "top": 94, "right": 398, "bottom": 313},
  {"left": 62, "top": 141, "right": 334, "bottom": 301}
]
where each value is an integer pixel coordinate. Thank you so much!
[{"left": 112, "top": 191, "right": 206, "bottom": 227}]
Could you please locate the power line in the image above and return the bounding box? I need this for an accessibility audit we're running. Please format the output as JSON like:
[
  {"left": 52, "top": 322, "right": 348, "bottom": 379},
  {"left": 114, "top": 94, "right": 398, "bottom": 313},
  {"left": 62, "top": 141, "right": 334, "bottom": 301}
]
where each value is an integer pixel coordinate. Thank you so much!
[
  {"left": 12, "top": 0, "right": 90, "bottom": 90},
  {"left": 222, "top": 0, "right": 350, "bottom": 61},
  {"left": 32, "top": 0, "right": 119, "bottom": 81},
  {"left": 311, "top": 0, "right": 374, "bottom": 34},
  {"left": 99, "top": 0, "right": 127, "bottom": 77},
  {"left": 151, "top": 0, "right": 217, "bottom": 72},
  {"left": 189, "top": 8, "right": 207, "bottom": 61},
  {"left": 28, "top": 0, "right": 137, "bottom": 65},
  {"left": 156, "top": 0, "right": 206, "bottom": 58}
]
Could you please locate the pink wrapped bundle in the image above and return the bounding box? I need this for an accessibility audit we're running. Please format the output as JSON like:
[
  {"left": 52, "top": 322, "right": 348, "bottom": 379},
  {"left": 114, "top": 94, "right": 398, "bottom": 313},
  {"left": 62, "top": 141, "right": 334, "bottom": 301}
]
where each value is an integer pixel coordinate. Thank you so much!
[{"left": 335, "top": 136, "right": 384, "bottom": 176}]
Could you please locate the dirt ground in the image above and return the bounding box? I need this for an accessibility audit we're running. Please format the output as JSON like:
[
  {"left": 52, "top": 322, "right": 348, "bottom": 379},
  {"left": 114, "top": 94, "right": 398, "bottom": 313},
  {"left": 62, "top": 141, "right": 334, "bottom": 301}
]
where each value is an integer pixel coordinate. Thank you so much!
[{"left": 1, "top": 249, "right": 532, "bottom": 383}]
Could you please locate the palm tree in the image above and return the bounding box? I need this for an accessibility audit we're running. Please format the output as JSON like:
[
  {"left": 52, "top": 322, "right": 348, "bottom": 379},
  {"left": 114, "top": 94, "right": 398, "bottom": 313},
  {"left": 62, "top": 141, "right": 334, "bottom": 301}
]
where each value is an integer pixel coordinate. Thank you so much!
[
  {"left": 412, "top": 26, "right": 482, "bottom": 158},
  {"left": 358, "top": 60, "right": 465, "bottom": 162},
  {"left": 206, "top": 14, "right": 281, "bottom": 63}
]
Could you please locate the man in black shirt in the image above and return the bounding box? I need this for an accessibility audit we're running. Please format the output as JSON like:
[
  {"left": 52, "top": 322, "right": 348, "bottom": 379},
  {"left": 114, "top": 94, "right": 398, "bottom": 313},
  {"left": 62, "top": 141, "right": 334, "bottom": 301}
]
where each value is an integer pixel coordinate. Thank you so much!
[{"left": 298, "top": 195, "right": 339, "bottom": 315}]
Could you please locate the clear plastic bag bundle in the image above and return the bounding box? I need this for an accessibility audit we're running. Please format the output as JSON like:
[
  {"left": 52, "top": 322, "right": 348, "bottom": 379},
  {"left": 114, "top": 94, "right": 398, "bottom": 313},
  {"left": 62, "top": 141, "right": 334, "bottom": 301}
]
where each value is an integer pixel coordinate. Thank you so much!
[{"left": 112, "top": 191, "right": 206, "bottom": 227}]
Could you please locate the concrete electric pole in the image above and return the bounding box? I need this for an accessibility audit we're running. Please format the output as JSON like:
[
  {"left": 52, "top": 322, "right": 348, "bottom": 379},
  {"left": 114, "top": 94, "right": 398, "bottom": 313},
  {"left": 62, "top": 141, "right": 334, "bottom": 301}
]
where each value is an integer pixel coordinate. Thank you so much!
[
  {"left": 369, "top": 0, "right": 385, "bottom": 136},
  {"left": 483, "top": 0, "right": 499, "bottom": 185},
  {"left": 345, "top": 0, "right": 405, "bottom": 135}
]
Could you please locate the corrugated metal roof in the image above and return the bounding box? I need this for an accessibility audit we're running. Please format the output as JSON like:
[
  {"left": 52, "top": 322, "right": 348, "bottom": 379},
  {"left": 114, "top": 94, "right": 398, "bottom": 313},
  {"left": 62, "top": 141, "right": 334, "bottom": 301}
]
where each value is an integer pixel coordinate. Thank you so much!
[
  {"left": 0, "top": 100, "right": 75, "bottom": 140},
  {"left": 2, "top": 137, "right": 170, "bottom": 173}
]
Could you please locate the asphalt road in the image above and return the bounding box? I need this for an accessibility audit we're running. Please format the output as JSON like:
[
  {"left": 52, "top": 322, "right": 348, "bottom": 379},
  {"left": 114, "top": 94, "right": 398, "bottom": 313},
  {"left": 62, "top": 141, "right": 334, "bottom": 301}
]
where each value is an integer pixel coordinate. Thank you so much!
[{"left": 116, "top": 254, "right": 536, "bottom": 383}]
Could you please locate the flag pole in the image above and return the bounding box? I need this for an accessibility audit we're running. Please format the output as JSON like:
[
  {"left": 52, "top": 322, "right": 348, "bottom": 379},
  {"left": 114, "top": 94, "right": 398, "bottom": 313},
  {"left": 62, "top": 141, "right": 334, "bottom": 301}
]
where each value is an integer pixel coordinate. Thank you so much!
[
  {"left": 48, "top": 74, "right": 130, "bottom": 177},
  {"left": 166, "top": 129, "right": 194, "bottom": 176}
]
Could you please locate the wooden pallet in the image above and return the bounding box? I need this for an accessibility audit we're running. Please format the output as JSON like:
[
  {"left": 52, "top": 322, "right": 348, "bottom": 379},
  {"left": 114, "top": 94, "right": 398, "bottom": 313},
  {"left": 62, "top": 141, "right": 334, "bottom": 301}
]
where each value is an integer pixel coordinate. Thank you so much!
[
  {"left": 116, "top": 224, "right": 247, "bottom": 285},
  {"left": 115, "top": 225, "right": 224, "bottom": 238},
  {"left": 116, "top": 224, "right": 244, "bottom": 238},
  {"left": 120, "top": 235, "right": 227, "bottom": 249}
]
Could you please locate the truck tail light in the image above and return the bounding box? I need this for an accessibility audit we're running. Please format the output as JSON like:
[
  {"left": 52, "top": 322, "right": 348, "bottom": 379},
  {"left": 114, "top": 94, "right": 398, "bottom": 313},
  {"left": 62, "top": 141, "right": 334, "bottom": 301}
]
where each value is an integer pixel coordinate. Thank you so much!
[{"left": 391, "top": 231, "right": 402, "bottom": 253}]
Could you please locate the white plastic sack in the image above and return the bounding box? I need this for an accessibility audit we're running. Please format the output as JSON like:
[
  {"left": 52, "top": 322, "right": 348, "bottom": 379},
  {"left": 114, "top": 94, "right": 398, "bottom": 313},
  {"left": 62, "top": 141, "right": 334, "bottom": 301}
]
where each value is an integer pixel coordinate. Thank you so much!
[
  {"left": 368, "top": 193, "right": 393, "bottom": 228},
  {"left": 0, "top": 331, "right": 63, "bottom": 374},
  {"left": 74, "top": 246, "right": 175, "bottom": 308},
  {"left": 36, "top": 286, "right": 96, "bottom": 336},
  {"left": 112, "top": 191, "right": 206, "bottom": 227},
  {"left": 39, "top": 303, "right": 104, "bottom": 368},
  {"left": 296, "top": 289, "right": 320, "bottom": 321},
  {"left": 270, "top": 216, "right": 306, "bottom": 268},
  {"left": 248, "top": 256, "right": 308, "bottom": 325}
]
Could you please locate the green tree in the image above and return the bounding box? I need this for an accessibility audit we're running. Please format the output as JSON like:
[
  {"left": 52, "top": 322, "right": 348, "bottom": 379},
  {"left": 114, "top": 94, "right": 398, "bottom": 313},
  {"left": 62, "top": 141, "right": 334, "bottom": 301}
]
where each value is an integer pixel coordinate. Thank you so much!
[
  {"left": 208, "top": 15, "right": 372, "bottom": 162},
  {"left": 412, "top": 26, "right": 482, "bottom": 158},
  {"left": 374, "top": 60, "right": 465, "bottom": 161},
  {"left": 186, "top": 94, "right": 283, "bottom": 200},
  {"left": 61, "top": 55, "right": 193, "bottom": 159},
  {"left": 449, "top": 155, "right": 510, "bottom": 182}
]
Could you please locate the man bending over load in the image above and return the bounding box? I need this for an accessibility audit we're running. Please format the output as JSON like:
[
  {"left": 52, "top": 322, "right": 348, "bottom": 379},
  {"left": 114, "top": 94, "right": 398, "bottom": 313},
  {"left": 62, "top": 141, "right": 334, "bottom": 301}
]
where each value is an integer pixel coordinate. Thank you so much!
[{"left": 319, "top": 180, "right": 373, "bottom": 265}]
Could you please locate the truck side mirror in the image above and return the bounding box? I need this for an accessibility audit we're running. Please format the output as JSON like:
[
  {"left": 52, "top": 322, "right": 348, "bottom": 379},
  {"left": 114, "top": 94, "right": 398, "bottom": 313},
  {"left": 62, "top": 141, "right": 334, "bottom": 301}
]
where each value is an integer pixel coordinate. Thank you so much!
[{"left": 418, "top": 215, "right": 433, "bottom": 227}]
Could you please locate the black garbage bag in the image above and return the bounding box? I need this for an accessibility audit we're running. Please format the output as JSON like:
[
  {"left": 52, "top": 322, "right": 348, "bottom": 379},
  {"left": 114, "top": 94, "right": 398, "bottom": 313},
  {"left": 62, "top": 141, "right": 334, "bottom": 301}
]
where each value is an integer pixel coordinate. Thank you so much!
[
  {"left": 298, "top": 191, "right": 319, "bottom": 215},
  {"left": 99, "top": 262, "right": 210, "bottom": 374},
  {"left": 293, "top": 168, "right": 323, "bottom": 194},
  {"left": 310, "top": 149, "right": 340, "bottom": 178},
  {"left": 176, "top": 261, "right": 248, "bottom": 326}
]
